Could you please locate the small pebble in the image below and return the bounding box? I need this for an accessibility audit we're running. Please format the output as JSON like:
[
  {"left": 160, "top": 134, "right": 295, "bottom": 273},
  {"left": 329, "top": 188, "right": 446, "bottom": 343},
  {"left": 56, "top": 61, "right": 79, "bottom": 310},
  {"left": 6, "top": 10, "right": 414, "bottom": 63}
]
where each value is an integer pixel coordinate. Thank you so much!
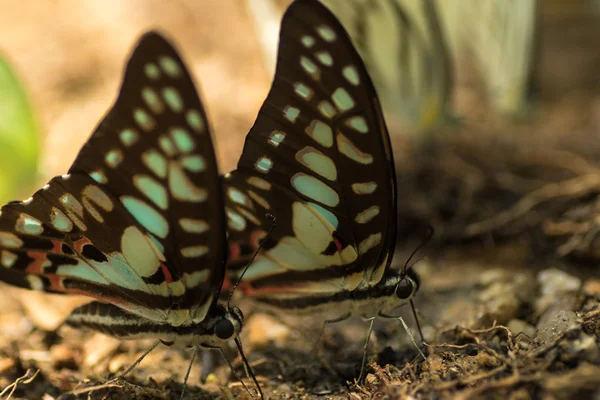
[
  {"left": 51, "top": 343, "right": 79, "bottom": 370},
  {"left": 246, "top": 313, "right": 290, "bottom": 347}
]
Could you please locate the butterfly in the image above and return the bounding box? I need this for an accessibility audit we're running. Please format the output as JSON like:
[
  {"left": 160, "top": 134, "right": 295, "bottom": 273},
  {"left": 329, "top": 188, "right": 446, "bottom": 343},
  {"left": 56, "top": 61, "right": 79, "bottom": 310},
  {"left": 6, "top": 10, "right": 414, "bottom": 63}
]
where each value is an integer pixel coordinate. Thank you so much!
[
  {"left": 0, "top": 31, "right": 261, "bottom": 397},
  {"left": 224, "top": 0, "right": 423, "bottom": 379},
  {"left": 247, "top": 0, "right": 453, "bottom": 134},
  {"left": 436, "top": 0, "right": 539, "bottom": 117}
]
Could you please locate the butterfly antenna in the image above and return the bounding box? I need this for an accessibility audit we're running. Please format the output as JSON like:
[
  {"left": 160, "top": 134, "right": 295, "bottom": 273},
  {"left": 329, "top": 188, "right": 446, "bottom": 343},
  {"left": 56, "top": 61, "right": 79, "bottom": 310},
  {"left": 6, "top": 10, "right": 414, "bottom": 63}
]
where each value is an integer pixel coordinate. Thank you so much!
[
  {"left": 227, "top": 213, "right": 276, "bottom": 310},
  {"left": 402, "top": 224, "right": 434, "bottom": 276},
  {"left": 218, "top": 344, "right": 263, "bottom": 399}
]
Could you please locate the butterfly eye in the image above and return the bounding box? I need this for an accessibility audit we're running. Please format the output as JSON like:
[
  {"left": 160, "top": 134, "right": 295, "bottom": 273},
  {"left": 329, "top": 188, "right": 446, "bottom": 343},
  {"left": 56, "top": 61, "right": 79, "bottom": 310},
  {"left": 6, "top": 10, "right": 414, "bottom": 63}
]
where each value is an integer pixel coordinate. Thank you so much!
[
  {"left": 215, "top": 318, "right": 235, "bottom": 340},
  {"left": 395, "top": 278, "right": 415, "bottom": 300}
]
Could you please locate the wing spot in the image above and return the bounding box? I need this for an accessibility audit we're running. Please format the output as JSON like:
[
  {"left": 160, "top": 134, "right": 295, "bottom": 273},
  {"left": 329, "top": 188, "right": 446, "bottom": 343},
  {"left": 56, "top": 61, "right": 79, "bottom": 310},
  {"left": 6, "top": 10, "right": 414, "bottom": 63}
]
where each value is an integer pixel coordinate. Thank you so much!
[
  {"left": 352, "top": 182, "right": 377, "bottom": 194},
  {"left": 228, "top": 187, "right": 250, "bottom": 207},
  {"left": 134, "top": 175, "right": 169, "bottom": 210},
  {"left": 27, "top": 275, "right": 44, "bottom": 291},
  {"left": 338, "top": 133, "right": 373, "bottom": 164},
  {"left": 358, "top": 233, "right": 382, "bottom": 255},
  {"left": 317, "top": 25, "right": 337, "bottom": 42},
  {"left": 248, "top": 190, "right": 270, "bottom": 210},
  {"left": 1, "top": 250, "right": 17, "bottom": 268},
  {"left": 168, "top": 162, "right": 207, "bottom": 202},
  {"left": 301, "top": 35, "right": 315, "bottom": 47},
  {"left": 142, "top": 87, "right": 164, "bottom": 114},
  {"left": 246, "top": 176, "right": 271, "bottom": 191},
  {"left": 342, "top": 65, "right": 360, "bottom": 86},
  {"left": 142, "top": 149, "right": 168, "bottom": 178},
  {"left": 300, "top": 56, "right": 320, "bottom": 80},
  {"left": 180, "top": 155, "right": 206, "bottom": 172},
  {"left": 236, "top": 206, "right": 261, "bottom": 226},
  {"left": 22, "top": 197, "right": 33, "bottom": 205},
  {"left": 42, "top": 184, "right": 50, "bottom": 190},
  {"left": 181, "top": 245, "right": 209, "bottom": 258},
  {"left": 50, "top": 208, "right": 73, "bottom": 232},
  {"left": 15, "top": 214, "right": 43, "bottom": 235},
  {"left": 134, "top": 108, "right": 155, "bottom": 131},
  {"left": 291, "top": 173, "right": 339, "bottom": 207},
  {"left": 294, "top": 82, "right": 313, "bottom": 100},
  {"left": 186, "top": 110, "right": 205, "bottom": 132},
  {"left": 170, "top": 127, "right": 195, "bottom": 153},
  {"left": 355, "top": 206, "right": 380, "bottom": 224},
  {"left": 159, "top": 136, "right": 177, "bottom": 157},
  {"left": 226, "top": 208, "right": 247, "bottom": 231},
  {"left": 179, "top": 218, "right": 209, "bottom": 234},
  {"left": 318, "top": 101, "right": 337, "bottom": 119},
  {"left": 162, "top": 87, "right": 184, "bottom": 113},
  {"left": 0, "top": 232, "right": 23, "bottom": 248},
  {"left": 268, "top": 130, "right": 286, "bottom": 147},
  {"left": 315, "top": 51, "right": 333, "bottom": 67},
  {"left": 83, "top": 185, "right": 114, "bottom": 211},
  {"left": 346, "top": 116, "right": 369, "bottom": 133},
  {"left": 105, "top": 149, "right": 123, "bottom": 168},
  {"left": 159, "top": 56, "right": 182, "bottom": 77},
  {"left": 119, "top": 129, "right": 139, "bottom": 147},
  {"left": 89, "top": 170, "right": 108, "bottom": 184},
  {"left": 283, "top": 106, "right": 300, "bottom": 123},
  {"left": 305, "top": 120, "right": 333, "bottom": 147},
  {"left": 145, "top": 63, "right": 161, "bottom": 79},
  {"left": 121, "top": 196, "right": 169, "bottom": 238},
  {"left": 296, "top": 147, "right": 337, "bottom": 181},
  {"left": 332, "top": 88, "right": 355, "bottom": 111},
  {"left": 255, "top": 156, "right": 273, "bottom": 173}
]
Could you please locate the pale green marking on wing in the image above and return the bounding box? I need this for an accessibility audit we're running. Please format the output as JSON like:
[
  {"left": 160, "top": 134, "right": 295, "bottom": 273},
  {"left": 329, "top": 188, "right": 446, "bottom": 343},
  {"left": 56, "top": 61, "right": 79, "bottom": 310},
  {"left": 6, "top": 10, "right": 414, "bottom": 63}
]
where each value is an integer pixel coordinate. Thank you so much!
[
  {"left": 308, "top": 202, "right": 338, "bottom": 229},
  {"left": 296, "top": 147, "right": 337, "bottom": 181},
  {"left": 332, "top": 87, "right": 355, "bottom": 111},
  {"left": 255, "top": 156, "right": 273, "bottom": 173},
  {"left": 119, "top": 129, "right": 138, "bottom": 147},
  {"left": 342, "top": 65, "right": 360, "bottom": 86},
  {"left": 105, "top": 149, "right": 123, "bottom": 168},
  {"left": 121, "top": 196, "right": 169, "bottom": 239},
  {"left": 171, "top": 128, "right": 194, "bottom": 153},
  {"left": 186, "top": 110, "right": 205, "bottom": 132},
  {"left": 134, "top": 108, "right": 155, "bottom": 131},
  {"left": 180, "top": 155, "right": 205, "bottom": 172},
  {"left": 16, "top": 214, "right": 43, "bottom": 235},
  {"left": 162, "top": 87, "right": 184, "bottom": 113},
  {"left": 50, "top": 207, "right": 73, "bottom": 232},
  {"left": 145, "top": 63, "right": 161, "bottom": 80},
  {"left": 142, "top": 149, "right": 168, "bottom": 179},
  {"left": 346, "top": 116, "right": 368, "bottom": 133},
  {"left": 134, "top": 175, "right": 168, "bottom": 210},
  {"left": 168, "top": 163, "right": 207, "bottom": 202},
  {"left": 316, "top": 51, "right": 333, "bottom": 67},
  {"left": 159, "top": 56, "right": 182, "bottom": 77},
  {"left": 142, "top": 87, "right": 164, "bottom": 114},
  {"left": 291, "top": 173, "right": 339, "bottom": 207}
]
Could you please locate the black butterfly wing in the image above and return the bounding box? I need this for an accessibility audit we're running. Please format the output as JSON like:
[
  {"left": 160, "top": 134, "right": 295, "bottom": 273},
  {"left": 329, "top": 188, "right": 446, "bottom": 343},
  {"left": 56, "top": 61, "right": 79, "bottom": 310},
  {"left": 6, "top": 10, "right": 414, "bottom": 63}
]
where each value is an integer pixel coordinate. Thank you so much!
[
  {"left": 0, "top": 33, "right": 226, "bottom": 326},
  {"left": 224, "top": 0, "right": 397, "bottom": 293}
]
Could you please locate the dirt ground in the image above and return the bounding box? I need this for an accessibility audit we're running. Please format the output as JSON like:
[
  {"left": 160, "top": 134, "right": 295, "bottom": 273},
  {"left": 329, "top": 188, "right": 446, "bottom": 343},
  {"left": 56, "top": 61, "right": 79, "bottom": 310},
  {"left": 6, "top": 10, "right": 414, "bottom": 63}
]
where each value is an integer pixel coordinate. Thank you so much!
[{"left": 0, "top": 1, "right": 599, "bottom": 399}]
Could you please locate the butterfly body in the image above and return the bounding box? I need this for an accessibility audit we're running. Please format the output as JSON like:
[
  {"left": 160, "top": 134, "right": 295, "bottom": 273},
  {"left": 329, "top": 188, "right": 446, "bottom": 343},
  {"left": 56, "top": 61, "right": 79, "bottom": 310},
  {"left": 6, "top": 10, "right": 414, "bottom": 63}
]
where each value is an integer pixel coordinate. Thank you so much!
[{"left": 0, "top": 32, "right": 242, "bottom": 350}]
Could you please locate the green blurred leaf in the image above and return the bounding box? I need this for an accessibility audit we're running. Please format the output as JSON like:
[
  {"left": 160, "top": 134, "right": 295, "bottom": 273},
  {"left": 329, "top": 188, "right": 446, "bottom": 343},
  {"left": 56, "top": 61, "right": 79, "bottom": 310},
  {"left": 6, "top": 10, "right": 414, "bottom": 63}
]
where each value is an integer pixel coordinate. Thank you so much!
[{"left": 0, "top": 53, "right": 40, "bottom": 203}]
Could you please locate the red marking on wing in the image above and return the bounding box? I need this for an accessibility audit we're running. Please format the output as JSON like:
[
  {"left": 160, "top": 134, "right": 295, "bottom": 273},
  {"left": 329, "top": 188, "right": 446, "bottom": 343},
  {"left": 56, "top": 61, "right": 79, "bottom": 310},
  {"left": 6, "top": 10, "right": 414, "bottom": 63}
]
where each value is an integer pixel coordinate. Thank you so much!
[
  {"left": 25, "top": 251, "right": 51, "bottom": 274},
  {"left": 229, "top": 243, "right": 241, "bottom": 262},
  {"left": 160, "top": 262, "right": 173, "bottom": 283}
]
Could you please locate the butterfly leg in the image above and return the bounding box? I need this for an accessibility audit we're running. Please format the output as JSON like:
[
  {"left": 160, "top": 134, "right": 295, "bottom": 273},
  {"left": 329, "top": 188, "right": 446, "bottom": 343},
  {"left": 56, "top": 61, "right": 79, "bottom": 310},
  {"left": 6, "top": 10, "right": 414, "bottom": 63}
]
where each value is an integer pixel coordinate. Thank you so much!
[
  {"left": 312, "top": 312, "right": 352, "bottom": 354},
  {"left": 378, "top": 312, "right": 426, "bottom": 360},
  {"left": 108, "top": 339, "right": 166, "bottom": 383},
  {"left": 356, "top": 316, "right": 376, "bottom": 383},
  {"left": 180, "top": 346, "right": 198, "bottom": 400}
]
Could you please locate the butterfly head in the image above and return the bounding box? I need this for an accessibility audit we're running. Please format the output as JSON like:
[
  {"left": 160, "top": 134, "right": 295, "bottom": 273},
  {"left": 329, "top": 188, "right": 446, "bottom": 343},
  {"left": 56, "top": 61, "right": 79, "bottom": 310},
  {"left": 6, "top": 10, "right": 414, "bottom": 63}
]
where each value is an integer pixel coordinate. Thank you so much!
[
  {"left": 395, "top": 266, "right": 420, "bottom": 301},
  {"left": 214, "top": 306, "right": 244, "bottom": 341}
]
